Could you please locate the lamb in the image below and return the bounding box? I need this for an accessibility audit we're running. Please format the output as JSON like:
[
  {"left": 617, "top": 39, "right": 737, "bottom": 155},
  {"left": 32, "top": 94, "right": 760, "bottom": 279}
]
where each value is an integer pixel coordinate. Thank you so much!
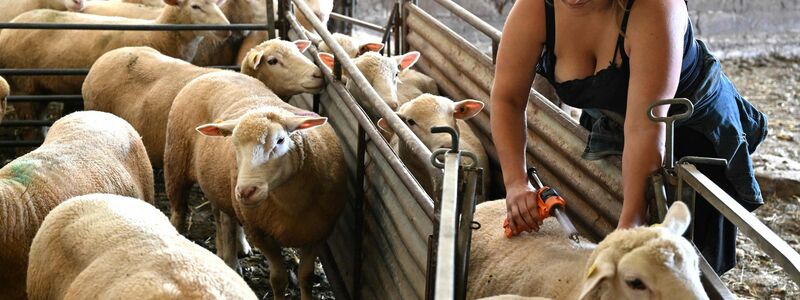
[
  {"left": 397, "top": 68, "right": 439, "bottom": 104},
  {"left": 468, "top": 200, "right": 708, "bottom": 300},
  {"left": 317, "top": 32, "right": 385, "bottom": 58},
  {"left": 377, "top": 94, "right": 489, "bottom": 200},
  {"left": 80, "top": 1, "right": 162, "bottom": 19},
  {"left": 0, "top": 76, "right": 8, "bottom": 123},
  {"left": 164, "top": 69, "right": 345, "bottom": 300},
  {"left": 318, "top": 51, "right": 419, "bottom": 116},
  {"left": 82, "top": 39, "right": 319, "bottom": 167},
  {"left": 0, "top": 111, "right": 155, "bottom": 299},
  {"left": 0, "top": 0, "right": 85, "bottom": 22},
  {"left": 27, "top": 194, "right": 257, "bottom": 300},
  {"left": 117, "top": 0, "right": 166, "bottom": 6}
]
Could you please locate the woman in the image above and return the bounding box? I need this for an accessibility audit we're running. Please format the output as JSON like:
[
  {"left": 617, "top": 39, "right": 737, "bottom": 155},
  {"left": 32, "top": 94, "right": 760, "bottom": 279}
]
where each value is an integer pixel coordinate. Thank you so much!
[{"left": 491, "top": 0, "right": 767, "bottom": 274}]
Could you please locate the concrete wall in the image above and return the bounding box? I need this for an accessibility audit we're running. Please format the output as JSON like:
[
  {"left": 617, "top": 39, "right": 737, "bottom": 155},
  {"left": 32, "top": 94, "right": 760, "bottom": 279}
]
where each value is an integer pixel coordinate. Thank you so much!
[{"left": 350, "top": 0, "right": 800, "bottom": 58}]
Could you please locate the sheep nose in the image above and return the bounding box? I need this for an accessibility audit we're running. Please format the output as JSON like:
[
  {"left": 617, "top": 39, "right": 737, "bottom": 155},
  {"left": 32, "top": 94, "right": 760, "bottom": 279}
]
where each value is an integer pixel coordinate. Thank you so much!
[{"left": 238, "top": 186, "right": 258, "bottom": 201}]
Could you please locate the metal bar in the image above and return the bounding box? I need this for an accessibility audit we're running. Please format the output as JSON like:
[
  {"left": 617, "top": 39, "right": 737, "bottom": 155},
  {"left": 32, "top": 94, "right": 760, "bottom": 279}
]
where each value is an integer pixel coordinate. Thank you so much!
[
  {"left": 430, "top": 0, "right": 501, "bottom": 42},
  {"left": 321, "top": 244, "right": 354, "bottom": 300},
  {"left": 0, "top": 23, "right": 268, "bottom": 30},
  {"left": 695, "top": 245, "right": 734, "bottom": 300},
  {"left": 313, "top": 94, "right": 321, "bottom": 114},
  {"left": 380, "top": 4, "right": 399, "bottom": 56},
  {"left": 354, "top": 126, "right": 367, "bottom": 300},
  {"left": 434, "top": 151, "right": 461, "bottom": 300},
  {"left": 266, "top": 0, "right": 276, "bottom": 40},
  {"left": 677, "top": 163, "right": 800, "bottom": 283},
  {"left": 0, "top": 120, "right": 53, "bottom": 127},
  {"left": 329, "top": 12, "right": 386, "bottom": 32},
  {"left": 286, "top": 9, "right": 435, "bottom": 220},
  {"left": 455, "top": 167, "right": 480, "bottom": 300},
  {"left": 277, "top": 0, "right": 289, "bottom": 39},
  {"left": 6, "top": 95, "right": 82, "bottom": 103},
  {"left": 0, "top": 65, "right": 238, "bottom": 76},
  {"left": 292, "top": 0, "right": 439, "bottom": 199}
]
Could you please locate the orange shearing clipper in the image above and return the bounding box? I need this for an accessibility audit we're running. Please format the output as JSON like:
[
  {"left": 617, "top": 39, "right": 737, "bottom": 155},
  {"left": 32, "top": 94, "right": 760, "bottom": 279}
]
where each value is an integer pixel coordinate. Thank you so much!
[{"left": 503, "top": 167, "right": 580, "bottom": 244}]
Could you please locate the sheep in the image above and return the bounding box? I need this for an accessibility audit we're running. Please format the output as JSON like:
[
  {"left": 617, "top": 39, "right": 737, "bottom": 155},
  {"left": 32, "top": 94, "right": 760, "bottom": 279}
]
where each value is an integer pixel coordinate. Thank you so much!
[
  {"left": 0, "top": 0, "right": 230, "bottom": 140},
  {"left": 468, "top": 200, "right": 708, "bottom": 300},
  {"left": 116, "top": 0, "right": 165, "bottom": 6},
  {"left": 1, "top": 76, "right": 8, "bottom": 123},
  {"left": 318, "top": 51, "right": 419, "bottom": 117},
  {"left": 295, "top": 0, "right": 332, "bottom": 32},
  {"left": 0, "top": 0, "right": 85, "bottom": 22},
  {"left": 317, "top": 32, "right": 385, "bottom": 58},
  {"left": 80, "top": 0, "right": 162, "bottom": 19},
  {"left": 0, "top": 111, "right": 155, "bottom": 299},
  {"left": 27, "top": 194, "right": 257, "bottom": 300},
  {"left": 398, "top": 68, "right": 439, "bottom": 104},
  {"left": 83, "top": 40, "right": 318, "bottom": 168},
  {"left": 377, "top": 94, "right": 489, "bottom": 200},
  {"left": 164, "top": 69, "right": 344, "bottom": 300}
]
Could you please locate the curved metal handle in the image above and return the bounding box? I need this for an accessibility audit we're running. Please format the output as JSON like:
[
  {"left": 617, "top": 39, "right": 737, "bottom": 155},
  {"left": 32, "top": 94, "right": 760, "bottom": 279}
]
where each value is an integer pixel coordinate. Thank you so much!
[
  {"left": 647, "top": 98, "right": 694, "bottom": 123},
  {"left": 430, "top": 148, "right": 448, "bottom": 169},
  {"left": 431, "top": 126, "right": 459, "bottom": 153}
]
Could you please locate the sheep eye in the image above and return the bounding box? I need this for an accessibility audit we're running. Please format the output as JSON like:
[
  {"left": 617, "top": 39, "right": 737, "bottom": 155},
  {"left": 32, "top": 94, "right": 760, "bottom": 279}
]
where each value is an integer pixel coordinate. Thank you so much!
[
  {"left": 406, "top": 119, "right": 416, "bottom": 126},
  {"left": 191, "top": 4, "right": 202, "bottom": 10},
  {"left": 267, "top": 58, "right": 279, "bottom": 65},
  {"left": 276, "top": 137, "right": 285, "bottom": 145},
  {"left": 626, "top": 279, "right": 647, "bottom": 290}
]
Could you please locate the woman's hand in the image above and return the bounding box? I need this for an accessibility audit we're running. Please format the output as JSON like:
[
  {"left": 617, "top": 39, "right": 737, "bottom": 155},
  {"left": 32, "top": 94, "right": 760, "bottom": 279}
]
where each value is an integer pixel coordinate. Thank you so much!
[{"left": 505, "top": 182, "right": 542, "bottom": 234}]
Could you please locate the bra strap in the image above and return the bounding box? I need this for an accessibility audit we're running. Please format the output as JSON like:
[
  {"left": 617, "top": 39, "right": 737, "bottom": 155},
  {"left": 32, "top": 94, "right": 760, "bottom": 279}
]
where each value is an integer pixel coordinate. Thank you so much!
[
  {"left": 545, "top": 0, "right": 555, "bottom": 55},
  {"left": 612, "top": 0, "right": 635, "bottom": 63}
]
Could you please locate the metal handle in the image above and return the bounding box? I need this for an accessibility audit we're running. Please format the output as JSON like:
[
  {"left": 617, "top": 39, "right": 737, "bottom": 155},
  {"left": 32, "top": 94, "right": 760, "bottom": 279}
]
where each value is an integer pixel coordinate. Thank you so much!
[
  {"left": 431, "top": 126, "right": 459, "bottom": 153},
  {"left": 677, "top": 156, "right": 729, "bottom": 167},
  {"left": 647, "top": 98, "right": 694, "bottom": 123}
]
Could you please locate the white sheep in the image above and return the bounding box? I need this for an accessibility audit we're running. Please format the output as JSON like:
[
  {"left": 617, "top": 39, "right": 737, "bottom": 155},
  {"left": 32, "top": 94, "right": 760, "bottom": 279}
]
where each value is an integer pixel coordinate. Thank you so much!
[
  {"left": 27, "top": 194, "right": 257, "bottom": 300},
  {"left": 164, "top": 69, "right": 344, "bottom": 300},
  {"left": 0, "top": 76, "right": 8, "bottom": 123},
  {"left": 318, "top": 51, "right": 419, "bottom": 115},
  {"left": 377, "top": 94, "right": 489, "bottom": 200},
  {"left": 318, "top": 32, "right": 385, "bottom": 58},
  {"left": 295, "top": 0, "right": 332, "bottom": 32},
  {"left": 0, "top": 111, "right": 155, "bottom": 299},
  {"left": 80, "top": 0, "right": 162, "bottom": 19},
  {"left": 398, "top": 68, "right": 439, "bottom": 104},
  {"left": 468, "top": 200, "right": 708, "bottom": 300},
  {"left": 116, "top": 0, "right": 165, "bottom": 6},
  {"left": 0, "top": 0, "right": 230, "bottom": 97},
  {"left": 82, "top": 40, "right": 319, "bottom": 168},
  {"left": 0, "top": 0, "right": 85, "bottom": 22}
]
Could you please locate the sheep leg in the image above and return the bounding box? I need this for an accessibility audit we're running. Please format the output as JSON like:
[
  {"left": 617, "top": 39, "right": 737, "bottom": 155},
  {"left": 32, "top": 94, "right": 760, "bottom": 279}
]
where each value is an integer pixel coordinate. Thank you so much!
[
  {"left": 236, "top": 225, "right": 253, "bottom": 257},
  {"left": 248, "top": 232, "right": 288, "bottom": 300},
  {"left": 217, "top": 210, "right": 242, "bottom": 274},
  {"left": 298, "top": 246, "right": 319, "bottom": 300},
  {"left": 164, "top": 171, "right": 190, "bottom": 233}
]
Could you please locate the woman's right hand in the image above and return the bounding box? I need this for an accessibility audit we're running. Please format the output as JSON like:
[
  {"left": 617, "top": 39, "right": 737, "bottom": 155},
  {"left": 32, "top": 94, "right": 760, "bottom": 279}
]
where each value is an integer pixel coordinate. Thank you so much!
[{"left": 505, "top": 182, "right": 543, "bottom": 234}]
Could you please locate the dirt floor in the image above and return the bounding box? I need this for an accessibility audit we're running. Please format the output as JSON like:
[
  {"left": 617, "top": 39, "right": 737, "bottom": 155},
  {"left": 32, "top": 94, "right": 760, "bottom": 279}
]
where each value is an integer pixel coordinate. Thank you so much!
[{"left": 719, "top": 56, "right": 800, "bottom": 299}]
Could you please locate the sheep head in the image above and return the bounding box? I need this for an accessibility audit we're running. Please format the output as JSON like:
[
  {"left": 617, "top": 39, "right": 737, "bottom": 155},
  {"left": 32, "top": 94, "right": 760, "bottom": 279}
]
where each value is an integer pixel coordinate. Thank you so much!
[
  {"left": 319, "top": 51, "right": 419, "bottom": 113},
  {"left": 318, "top": 33, "right": 384, "bottom": 58},
  {"left": 242, "top": 39, "right": 324, "bottom": 98},
  {"left": 377, "top": 94, "right": 483, "bottom": 150},
  {"left": 163, "top": 0, "right": 231, "bottom": 40},
  {"left": 196, "top": 108, "right": 326, "bottom": 206},
  {"left": 578, "top": 201, "right": 707, "bottom": 300}
]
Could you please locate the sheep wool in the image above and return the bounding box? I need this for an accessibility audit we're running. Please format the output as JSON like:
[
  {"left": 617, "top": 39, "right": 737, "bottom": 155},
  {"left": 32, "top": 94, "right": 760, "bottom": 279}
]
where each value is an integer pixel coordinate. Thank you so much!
[
  {"left": 0, "top": 111, "right": 154, "bottom": 300},
  {"left": 27, "top": 194, "right": 257, "bottom": 300}
]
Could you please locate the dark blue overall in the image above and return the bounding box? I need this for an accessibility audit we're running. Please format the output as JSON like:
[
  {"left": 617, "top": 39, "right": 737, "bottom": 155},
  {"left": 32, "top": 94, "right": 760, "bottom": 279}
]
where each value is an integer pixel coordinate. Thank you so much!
[{"left": 535, "top": 0, "right": 768, "bottom": 274}]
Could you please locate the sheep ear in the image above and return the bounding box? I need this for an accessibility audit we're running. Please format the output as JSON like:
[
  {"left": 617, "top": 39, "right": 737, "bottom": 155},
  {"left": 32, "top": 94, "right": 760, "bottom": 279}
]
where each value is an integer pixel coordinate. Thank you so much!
[
  {"left": 285, "top": 116, "right": 327, "bottom": 132},
  {"left": 396, "top": 51, "right": 420, "bottom": 71},
  {"left": 358, "top": 43, "right": 384, "bottom": 55},
  {"left": 294, "top": 40, "right": 312, "bottom": 53},
  {"left": 162, "top": 0, "right": 181, "bottom": 6},
  {"left": 578, "top": 258, "right": 616, "bottom": 300},
  {"left": 216, "top": 0, "right": 227, "bottom": 6},
  {"left": 196, "top": 119, "right": 239, "bottom": 137},
  {"left": 453, "top": 99, "right": 484, "bottom": 120},
  {"left": 317, "top": 53, "right": 335, "bottom": 71},
  {"left": 661, "top": 201, "right": 691, "bottom": 235},
  {"left": 376, "top": 118, "right": 395, "bottom": 138},
  {"left": 246, "top": 51, "right": 264, "bottom": 70}
]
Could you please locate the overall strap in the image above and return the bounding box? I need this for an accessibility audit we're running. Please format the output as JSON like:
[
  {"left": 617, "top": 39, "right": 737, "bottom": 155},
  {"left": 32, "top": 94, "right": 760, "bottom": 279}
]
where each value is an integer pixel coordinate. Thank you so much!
[
  {"left": 612, "top": 0, "right": 635, "bottom": 63},
  {"left": 545, "top": 0, "right": 555, "bottom": 55}
]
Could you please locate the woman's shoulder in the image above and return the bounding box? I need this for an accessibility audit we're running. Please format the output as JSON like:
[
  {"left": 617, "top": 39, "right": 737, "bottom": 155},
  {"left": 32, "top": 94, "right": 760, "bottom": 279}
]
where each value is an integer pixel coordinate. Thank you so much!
[{"left": 626, "top": 0, "right": 689, "bottom": 42}]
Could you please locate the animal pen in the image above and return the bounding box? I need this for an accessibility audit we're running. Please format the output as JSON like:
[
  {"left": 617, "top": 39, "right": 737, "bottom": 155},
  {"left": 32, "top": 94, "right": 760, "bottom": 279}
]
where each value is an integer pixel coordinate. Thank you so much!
[{"left": 0, "top": 0, "right": 798, "bottom": 299}]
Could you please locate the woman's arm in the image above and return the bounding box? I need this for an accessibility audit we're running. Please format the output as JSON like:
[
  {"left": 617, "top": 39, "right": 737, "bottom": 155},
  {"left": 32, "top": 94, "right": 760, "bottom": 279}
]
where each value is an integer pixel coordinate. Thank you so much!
[
  {"left": 491, "top": 0, "right": 546, "bottom": 234},
  {"left": 619, "top": 0, "right": 688, "bottom": 228}
]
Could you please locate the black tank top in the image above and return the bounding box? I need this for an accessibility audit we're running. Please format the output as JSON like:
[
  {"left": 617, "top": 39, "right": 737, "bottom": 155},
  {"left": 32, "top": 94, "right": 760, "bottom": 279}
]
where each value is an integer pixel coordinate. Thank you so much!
[{"left": 535, "top": 0, "right": 703, "bottom": 115}]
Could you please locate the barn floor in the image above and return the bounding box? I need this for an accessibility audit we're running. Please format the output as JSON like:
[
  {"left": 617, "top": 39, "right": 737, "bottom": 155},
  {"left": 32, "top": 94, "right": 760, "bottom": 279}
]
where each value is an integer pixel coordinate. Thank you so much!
[{"left": 720, "top": 57, "right": 800, "bottom": 299}]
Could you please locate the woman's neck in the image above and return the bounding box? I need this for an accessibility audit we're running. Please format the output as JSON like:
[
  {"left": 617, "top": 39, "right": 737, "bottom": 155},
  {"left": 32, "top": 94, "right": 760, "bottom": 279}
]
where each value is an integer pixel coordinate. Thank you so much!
[{"left": 555, "top": 0, "right": 614, "bottom": 16}]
